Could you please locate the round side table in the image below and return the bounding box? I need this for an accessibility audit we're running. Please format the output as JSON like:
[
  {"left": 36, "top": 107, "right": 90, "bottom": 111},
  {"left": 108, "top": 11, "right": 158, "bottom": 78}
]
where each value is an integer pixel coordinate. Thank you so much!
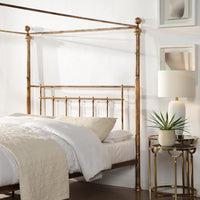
[{"left": 148, "top": 135, "right": 198, "bottom": 200}]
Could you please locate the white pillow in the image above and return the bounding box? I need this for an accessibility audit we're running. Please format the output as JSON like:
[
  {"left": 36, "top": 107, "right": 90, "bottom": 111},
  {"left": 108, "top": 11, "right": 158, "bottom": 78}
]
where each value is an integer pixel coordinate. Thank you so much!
[
  {"left": 55, "top": 117, "right": 116, "bottom": 141},
  {"left": 103, "top": 130, "right": 133, "bottom": 143}
]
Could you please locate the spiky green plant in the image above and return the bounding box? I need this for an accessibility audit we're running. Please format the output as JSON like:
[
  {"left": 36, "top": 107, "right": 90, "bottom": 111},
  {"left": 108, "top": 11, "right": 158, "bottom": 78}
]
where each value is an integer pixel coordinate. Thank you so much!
[{"left": 148, "top": 111, "right": 188, "bottom": 132}]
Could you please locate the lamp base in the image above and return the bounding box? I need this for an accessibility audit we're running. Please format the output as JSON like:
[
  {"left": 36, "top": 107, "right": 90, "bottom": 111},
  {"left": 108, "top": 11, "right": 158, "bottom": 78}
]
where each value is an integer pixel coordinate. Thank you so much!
[{"left": 168, "top": 100, "right": 185, "bottom": 135}]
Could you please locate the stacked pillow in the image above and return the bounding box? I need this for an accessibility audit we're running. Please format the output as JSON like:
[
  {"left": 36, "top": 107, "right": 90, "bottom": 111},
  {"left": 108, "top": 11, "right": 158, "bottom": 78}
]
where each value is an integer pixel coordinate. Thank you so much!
[
  {"left": 55, "top": 116, "right": 116, "bottom": 141},
  {"left": 55, "top": 116, "right": 133, "bottom": 143},
  {"left": 103, "top": 130, "right": 133, "bottom": 143}
]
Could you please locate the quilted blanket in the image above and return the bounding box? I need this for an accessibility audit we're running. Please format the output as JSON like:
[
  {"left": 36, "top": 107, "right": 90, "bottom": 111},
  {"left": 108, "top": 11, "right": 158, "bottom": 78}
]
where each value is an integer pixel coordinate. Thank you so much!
[{"left": 0, "top": 125, "right": 69, "bottom": 200}]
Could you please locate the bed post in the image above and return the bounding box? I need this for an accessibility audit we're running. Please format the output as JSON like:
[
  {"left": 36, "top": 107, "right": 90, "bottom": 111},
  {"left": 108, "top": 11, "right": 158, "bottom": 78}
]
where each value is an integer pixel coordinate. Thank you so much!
[
  {"left": 25, "top": 26, "right": 31, "bottom": 114},
  {"left": 134, "top": 17, "right": 141, "bottom": 191}
]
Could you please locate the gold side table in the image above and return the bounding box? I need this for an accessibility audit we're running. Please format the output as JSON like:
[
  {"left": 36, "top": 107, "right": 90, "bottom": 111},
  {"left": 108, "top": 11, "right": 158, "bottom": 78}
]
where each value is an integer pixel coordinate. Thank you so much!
[{"left": 148, "top": 135, "right": 198, "bottom": 200}]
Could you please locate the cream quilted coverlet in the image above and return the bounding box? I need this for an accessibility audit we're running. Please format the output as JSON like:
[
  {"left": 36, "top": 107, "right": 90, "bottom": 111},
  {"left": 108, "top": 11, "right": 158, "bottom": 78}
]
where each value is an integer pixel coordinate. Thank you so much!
[{"left": 0, "top": 125, "right": 69, "bottom": 200}]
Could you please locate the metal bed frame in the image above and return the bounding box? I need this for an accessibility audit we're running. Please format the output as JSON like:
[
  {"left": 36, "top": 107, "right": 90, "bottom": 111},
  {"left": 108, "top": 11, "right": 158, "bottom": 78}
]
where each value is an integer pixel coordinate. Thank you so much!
[{"left": 0, "top": 2, "right": 142, "bottom": 196}]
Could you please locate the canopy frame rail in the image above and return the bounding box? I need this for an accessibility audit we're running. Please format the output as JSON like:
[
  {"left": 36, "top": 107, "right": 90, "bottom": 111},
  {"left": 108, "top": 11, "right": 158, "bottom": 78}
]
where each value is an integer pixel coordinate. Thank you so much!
[
  {"left": 0, "top": 26, "right": 135, "bottom": 36},
  {"left": 0, "top": 3, "right": 136, "bottom": 28}
]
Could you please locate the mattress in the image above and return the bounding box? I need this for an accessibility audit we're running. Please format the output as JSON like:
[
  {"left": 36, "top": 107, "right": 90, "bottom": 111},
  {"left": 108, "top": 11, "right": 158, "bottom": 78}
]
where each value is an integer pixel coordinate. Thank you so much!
[
  {"left": 0, "top": 137, "right": 135, "bottom": 187},
  {"left": 103, "top": 137, "right": 135, "bottom": 164}
]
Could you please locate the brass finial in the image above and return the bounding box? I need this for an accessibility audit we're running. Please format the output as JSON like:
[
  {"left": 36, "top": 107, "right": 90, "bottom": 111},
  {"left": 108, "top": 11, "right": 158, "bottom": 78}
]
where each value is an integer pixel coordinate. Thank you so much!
[
  {"left": 25, "top": 26, "right": 30, "bottom": 34},
  {"left": 134, "top": 17, "right": 142, "bottom": 35},
  {"left": 135, "top": 17, "right": 142, "bottom": 25}
]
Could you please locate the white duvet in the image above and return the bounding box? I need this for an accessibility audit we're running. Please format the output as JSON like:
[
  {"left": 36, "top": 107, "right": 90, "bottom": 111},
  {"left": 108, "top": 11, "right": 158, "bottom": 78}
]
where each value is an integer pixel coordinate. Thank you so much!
[{"left": 0, "top": 116, "right": 112, "bottom": 186}]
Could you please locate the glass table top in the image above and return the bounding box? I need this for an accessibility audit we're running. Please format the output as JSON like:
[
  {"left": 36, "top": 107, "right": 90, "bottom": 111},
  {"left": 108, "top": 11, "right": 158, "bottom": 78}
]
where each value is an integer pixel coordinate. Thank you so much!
[
  {"left": 151, "top": 143, "right": 196, "bottom": 151},
  {"left": 149, "top": 134, "right": 198, "bottom": 142}
]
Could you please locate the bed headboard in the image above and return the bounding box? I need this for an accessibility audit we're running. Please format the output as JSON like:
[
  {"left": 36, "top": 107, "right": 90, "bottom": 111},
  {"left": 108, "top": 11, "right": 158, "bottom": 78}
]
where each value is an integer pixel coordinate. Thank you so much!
[{"left": 31, "top": 84, "right": 135, "bottom": 130}]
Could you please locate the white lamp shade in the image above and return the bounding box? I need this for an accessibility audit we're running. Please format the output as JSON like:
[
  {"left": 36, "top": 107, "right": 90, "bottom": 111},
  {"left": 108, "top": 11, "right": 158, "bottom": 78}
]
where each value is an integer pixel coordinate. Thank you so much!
[{"left": 158, "top": 71, "right": 195, "bottom": 98}]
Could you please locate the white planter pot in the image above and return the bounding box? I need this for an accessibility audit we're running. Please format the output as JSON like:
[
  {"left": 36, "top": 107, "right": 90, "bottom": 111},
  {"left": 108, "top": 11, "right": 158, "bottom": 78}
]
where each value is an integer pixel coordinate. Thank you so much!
[{"left": 158, "top": 130, "right": 176, "bottom": 146}]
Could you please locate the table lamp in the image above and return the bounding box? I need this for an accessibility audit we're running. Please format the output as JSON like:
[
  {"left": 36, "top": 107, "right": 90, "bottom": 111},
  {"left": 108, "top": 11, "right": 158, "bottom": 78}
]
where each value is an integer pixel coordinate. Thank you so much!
[{"left": 158, "top": 70, "right": 195, "bottom": 135}]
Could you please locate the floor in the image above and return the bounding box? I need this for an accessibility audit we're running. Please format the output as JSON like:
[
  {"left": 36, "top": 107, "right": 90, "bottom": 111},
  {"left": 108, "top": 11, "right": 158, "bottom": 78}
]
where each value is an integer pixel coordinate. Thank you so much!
[{"left": 0, "top": 181, "right": 199, "bottom": 200}]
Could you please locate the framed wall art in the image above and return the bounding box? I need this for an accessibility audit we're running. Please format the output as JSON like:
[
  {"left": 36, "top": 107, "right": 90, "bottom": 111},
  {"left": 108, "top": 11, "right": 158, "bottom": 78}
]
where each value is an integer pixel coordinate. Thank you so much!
[
  {"left": 160, "top": 45, "right": 196, "bottom": 71},
  {"left": 159, "top": 0, "right": 196, "bottom": 27}
]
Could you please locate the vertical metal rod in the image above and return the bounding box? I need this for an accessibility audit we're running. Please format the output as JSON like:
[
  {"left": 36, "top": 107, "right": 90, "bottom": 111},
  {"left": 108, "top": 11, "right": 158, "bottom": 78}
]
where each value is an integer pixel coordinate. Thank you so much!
[
  {"left": 92, "top": 97, "right": 94, "bottom": 117},
  {"left": 78, "top": 96, "right": 81, "bottom": 117},
  {"left": 106, "top": 97, "right": 109, "bottom": 118},
  {"left": 190, "top": 152, "right": 194, "bottom": 198},
  {"left": 121, "top": 85, "right": 124, "bottom": 130},
  {"left": 52, "top": 96, "right": 55, "bottom": 116},
  {"left": 148, "top": 139, "right": 152, "bottom": 200},
  {"left": 39, "top": 85, "right": 42, "bottom": 115},
  {"left": 182, "top": 150, "right": 185, "bottom": 194},
  {"left": 154, "top": 152, "right": 158, "bottom": 200},
  {"left": 65, "top": 97, "right": 68, "bottom": 116},
  {"left": 134, "top": 17, "right": 142, "bottom": 191},
  {"left": 174, "top": 158, "right": 178, "bottom": 200},
  {"left": 186, "top": 151, "right": 190, "bottom": 195},
  {"left": 25, "top": 26, "right": 31, "bottom": 114}
]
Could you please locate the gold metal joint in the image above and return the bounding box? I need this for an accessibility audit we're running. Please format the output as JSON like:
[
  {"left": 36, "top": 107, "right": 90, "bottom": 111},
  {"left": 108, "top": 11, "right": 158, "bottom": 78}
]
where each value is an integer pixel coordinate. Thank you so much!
[
  {"left": 25, "top": 35, "right": 32, "bottom": 40},
  {"left": 135, "top": 185, "right": 141, "bottom": 192},
  {"left": 135, "top": 74, "right": 140, "bottom": 78},
  {"left": 134, "top": 28, "right": 141, "bottom": 35}
]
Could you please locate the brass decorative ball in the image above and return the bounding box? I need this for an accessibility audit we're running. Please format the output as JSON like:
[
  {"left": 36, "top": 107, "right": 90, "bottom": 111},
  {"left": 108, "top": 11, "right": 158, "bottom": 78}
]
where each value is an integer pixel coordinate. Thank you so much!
[{"left": 135, "top": 17, "right": 142, "bottom": 24}]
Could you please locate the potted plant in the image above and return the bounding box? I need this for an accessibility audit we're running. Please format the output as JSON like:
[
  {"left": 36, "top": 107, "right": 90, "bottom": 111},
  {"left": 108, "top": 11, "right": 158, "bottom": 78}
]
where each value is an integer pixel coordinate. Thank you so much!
[{"left": 148, "top": 111, "right": 188, "bottom": 146}]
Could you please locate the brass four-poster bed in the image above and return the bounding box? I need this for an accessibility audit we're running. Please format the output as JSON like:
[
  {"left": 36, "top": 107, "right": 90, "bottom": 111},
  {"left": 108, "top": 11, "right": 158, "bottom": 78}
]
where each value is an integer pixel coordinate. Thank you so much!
[{"left": 0, "top": 3, "right": 142, "bottom": 198}]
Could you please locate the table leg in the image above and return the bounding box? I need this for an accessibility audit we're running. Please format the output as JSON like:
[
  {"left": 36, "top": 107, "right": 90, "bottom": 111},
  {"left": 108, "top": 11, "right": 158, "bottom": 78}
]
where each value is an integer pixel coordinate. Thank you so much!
[
  {"left": 190, "top": 152, "right": 194, "bottom": 200},
  {"left": 186, "top": 151, "right": 190, "bottom": 195},
  {"left": 149, "top": 140, "right": 151, "bottom": 200},
  {"left": 174, "top": 158, "right": 178, "bottom": 200},
  {"left": 182, "top": 150, "right": 185, "bottom": 194},
  {"left": 154, "top": 152, "right": 158, "bottom": 200}
]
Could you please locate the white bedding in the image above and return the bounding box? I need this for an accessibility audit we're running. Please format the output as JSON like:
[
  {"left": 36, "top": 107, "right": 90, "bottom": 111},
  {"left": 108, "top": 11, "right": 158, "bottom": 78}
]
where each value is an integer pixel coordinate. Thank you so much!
[
  {"left": 0, "top": 116, "right": 112, "bottom": 186},
  {"left": 103, "top": 138, "right": 135, "bottom": 164}
]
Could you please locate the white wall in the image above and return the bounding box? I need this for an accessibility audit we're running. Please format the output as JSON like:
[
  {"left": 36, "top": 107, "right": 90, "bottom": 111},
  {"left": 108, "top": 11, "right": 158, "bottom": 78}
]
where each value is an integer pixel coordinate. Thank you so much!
[{"left": 0, "top": 0, "right": 200, "bottom": 194}]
